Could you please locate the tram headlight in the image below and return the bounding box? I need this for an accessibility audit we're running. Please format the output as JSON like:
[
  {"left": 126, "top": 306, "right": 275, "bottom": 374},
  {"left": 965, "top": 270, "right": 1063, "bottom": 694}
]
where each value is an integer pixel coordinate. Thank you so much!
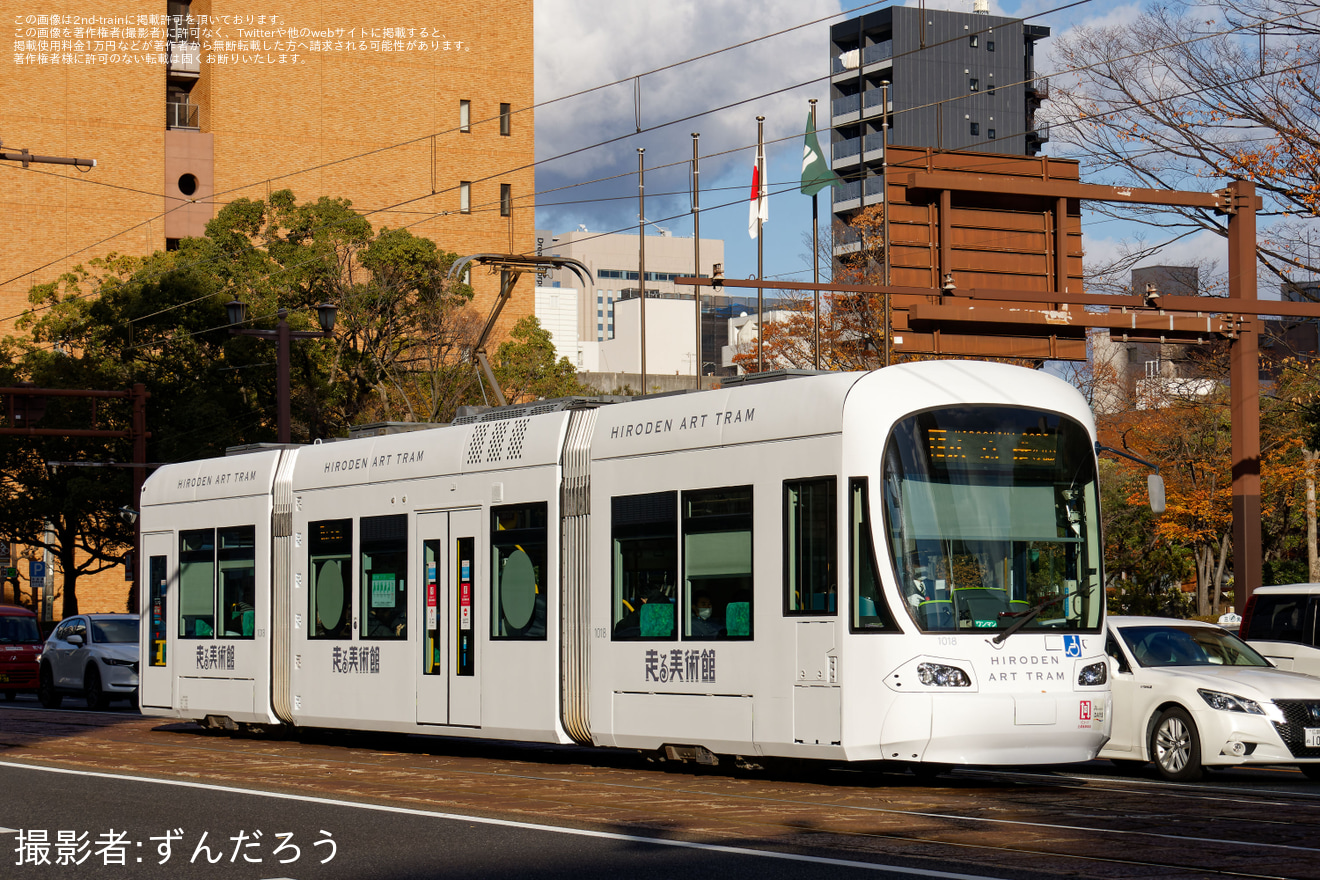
[
  {"left": 1077, "top": 661, "right": 1107, "bottom": 687},
  {"left": 1197, "top": 688, "right": 1282, "bottom": 721},
  {"left": 917, "top": 662, "right": 971, "bottom": 687}
]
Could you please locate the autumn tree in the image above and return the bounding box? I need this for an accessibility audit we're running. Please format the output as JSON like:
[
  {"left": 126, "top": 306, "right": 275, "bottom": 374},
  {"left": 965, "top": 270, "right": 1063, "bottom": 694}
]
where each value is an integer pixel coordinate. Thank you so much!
[{"left": 1051, "top": 0, "right": 1320, "bottom": 284}]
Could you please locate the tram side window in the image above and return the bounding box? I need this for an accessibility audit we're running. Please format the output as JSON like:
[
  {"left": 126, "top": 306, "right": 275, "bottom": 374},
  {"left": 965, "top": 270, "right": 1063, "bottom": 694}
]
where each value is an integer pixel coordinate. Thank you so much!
[
  {"left": 850, "top": 479, "right": 900, "bottom": 633},
  {"left": 684, "top": 486, "right": 754, "bottom": 640},
  {"left": 218, "top": 526, "right": 256, "bottom": 639},
  {"left": 179, "top": 529, "right": 215, "bottom": 638},
  {"left": 310, "top": 518, "right": 353, "bottom": 640},
  {"left": 491, "top": 503, "right": 548, "bottom": 640},
  {"left": 784, "top": 478, "right": 837, "bottom": 615},
  {"left": 612, "top": 491, "right": 678, "bottom": 640},
  {"left": 361, "top": 514, "right": 408, "bottom": 640}
]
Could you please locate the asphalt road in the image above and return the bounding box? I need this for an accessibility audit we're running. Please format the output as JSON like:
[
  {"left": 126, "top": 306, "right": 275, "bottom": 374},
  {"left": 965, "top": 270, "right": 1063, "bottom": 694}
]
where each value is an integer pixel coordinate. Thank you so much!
[{"left": 0, "top": 762, "right": 1001, "bottom": 880}]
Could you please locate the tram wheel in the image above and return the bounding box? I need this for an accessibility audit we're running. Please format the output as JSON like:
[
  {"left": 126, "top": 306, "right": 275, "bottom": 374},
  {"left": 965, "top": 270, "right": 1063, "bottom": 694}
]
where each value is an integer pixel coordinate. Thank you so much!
[
  {"left": 1150, "top": 707, "right": 1202, "bottom": 782},
  {"left": 910, "top": 762, "right": 950, "bottom": 780}
]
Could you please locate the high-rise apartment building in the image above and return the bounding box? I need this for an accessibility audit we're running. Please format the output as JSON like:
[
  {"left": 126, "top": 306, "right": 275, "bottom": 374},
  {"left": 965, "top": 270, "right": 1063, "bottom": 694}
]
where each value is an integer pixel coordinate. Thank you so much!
[
  {"left": 828, "top": 4, "right": 1049, "bottom": 237},
  {"left": 3, "top": 0, "right": 534, "bottom": 342}
]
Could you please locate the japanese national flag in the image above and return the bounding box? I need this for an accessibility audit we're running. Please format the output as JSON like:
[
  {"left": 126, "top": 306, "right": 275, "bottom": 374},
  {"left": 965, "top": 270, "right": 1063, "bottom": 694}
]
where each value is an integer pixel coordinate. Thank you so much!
[{"left": 748, "top": 148, "right": 769, "bottom": 239}]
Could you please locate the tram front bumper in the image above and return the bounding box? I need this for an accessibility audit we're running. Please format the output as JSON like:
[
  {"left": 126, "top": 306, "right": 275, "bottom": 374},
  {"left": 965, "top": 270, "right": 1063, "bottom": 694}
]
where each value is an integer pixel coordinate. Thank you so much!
[{"left": 882, "top": 692, "right": 1111, "bottom": 766}]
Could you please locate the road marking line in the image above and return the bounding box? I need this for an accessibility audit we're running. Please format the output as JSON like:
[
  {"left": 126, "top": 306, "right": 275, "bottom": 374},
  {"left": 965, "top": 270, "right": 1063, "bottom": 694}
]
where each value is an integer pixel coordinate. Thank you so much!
[{"left": 0, "top": 760, "right": 1000, "bottom": 879}]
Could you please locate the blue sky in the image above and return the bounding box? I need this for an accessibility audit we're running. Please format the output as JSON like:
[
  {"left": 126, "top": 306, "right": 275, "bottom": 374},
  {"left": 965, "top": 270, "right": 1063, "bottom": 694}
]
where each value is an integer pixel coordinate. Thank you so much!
[{"left": 532, "top": 0, "right": 1240, "bottom": 293}]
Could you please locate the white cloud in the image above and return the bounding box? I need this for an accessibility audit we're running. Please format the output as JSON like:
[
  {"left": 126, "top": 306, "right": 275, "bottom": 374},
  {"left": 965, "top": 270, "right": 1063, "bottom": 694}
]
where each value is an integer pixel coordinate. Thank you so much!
[{"left": 534, "top": 0, "right": 843, "bottom": 244}]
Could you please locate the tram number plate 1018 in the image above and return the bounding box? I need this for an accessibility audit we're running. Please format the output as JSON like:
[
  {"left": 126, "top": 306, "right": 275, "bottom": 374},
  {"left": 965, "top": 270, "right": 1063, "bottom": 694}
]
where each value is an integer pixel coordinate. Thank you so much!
[{"left": 1306, "top": 728, "right": 1320, "bottom": 748}]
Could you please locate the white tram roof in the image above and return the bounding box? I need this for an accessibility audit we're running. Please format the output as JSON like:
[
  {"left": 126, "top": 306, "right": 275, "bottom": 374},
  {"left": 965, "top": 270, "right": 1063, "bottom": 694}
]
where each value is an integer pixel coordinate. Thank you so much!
[{"left": 141, "top": 362, "right": 1093, "bottom": 504}]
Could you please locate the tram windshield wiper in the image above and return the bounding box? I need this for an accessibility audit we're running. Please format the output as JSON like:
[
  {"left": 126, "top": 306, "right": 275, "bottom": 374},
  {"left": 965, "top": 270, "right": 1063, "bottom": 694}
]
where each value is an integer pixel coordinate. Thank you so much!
[{"left": 992, "top": 592, "right": 1072, "bottom": 645}]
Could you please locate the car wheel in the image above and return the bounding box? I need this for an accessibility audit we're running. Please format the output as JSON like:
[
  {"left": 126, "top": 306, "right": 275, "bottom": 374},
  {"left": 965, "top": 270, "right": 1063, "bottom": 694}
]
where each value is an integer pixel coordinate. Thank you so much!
[
  {"left": 84, "top": 666, "right": 108, "bottom": 711},
  {"left": 1300, "top": 764, "right": 1320, "bottom": 781},
  {"left": 37, "top": 664, "right": 62, "bottom": 709},
  {"left": 1150, "top": 706, "right": 1202, "bottom": 782}
]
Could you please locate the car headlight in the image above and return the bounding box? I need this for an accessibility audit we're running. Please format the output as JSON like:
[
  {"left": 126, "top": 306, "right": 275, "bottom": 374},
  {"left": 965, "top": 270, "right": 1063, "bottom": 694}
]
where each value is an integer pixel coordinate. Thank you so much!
[
  {"left": 1077, "top": 661, "right": 1107, "bottom": 686},
  {"left": 1198, "top": 688, "right": 1279, "bottom": 720},
  {"left": 918, "top": 662, "right": 971, "bottom": 687},
  {"left": 102, "top": 657, "right": 135, "bottom": 667}
]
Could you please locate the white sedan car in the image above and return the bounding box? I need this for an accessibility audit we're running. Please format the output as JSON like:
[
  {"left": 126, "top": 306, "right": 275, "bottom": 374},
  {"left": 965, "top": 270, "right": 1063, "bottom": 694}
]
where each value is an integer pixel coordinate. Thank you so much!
[{"left": 1102, "top": 616, "right": 1320, "bottom": 781}]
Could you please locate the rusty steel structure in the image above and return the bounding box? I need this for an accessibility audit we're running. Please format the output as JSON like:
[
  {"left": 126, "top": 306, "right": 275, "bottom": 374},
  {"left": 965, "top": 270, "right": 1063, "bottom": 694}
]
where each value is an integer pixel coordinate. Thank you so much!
[{"left": 683, "top": 147, "right": 1320, "bottom": 609}]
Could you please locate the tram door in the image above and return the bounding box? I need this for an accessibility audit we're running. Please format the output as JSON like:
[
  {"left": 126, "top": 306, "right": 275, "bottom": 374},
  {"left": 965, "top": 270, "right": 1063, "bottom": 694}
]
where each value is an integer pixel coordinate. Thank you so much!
[
  {"left": 140, "top": 531, "right": 175, "bottom": 709},
  {"left": 416, "top": 508, "right": 482, "bottom": 727}
]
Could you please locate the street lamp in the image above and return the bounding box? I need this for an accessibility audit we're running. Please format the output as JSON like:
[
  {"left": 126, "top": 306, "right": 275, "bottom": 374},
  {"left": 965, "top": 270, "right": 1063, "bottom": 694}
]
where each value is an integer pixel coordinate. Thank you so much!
[{"left": 226, "top": 300, "right": 337, "bottom": 443}]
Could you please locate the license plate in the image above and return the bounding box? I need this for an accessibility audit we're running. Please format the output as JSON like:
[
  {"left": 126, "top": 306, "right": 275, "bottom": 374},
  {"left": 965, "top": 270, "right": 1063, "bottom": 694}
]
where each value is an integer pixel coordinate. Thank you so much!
[{"left": 1306, "top": 729, "right": 1320, "bottom": 748}]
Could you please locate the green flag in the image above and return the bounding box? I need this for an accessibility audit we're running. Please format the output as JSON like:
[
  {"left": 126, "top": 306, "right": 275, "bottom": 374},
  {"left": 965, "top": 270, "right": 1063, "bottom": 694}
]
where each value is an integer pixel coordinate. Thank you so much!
[{"left": 800, "top": 112, "right": 842, "bottom": 196}]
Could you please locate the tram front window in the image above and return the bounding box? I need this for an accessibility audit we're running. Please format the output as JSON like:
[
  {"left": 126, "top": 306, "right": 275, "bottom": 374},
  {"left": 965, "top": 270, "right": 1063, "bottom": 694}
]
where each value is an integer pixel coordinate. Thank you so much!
[{"left": 881, "top": 407, "right": 1102, "bottom": 634}]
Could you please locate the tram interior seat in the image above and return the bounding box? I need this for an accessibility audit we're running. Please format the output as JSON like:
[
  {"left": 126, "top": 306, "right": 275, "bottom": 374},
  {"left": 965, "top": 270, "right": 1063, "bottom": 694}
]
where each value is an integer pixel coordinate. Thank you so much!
[
  {"left": 810, "top": 592, "right": 837, "bottom": 612},
  {"left": 224, "top": 609, "right": 254, "bottom": 638},
  {"left": 917, "top": 599, "right": 954, "bottom": 628},
  {"left": 952, "top": 587, "right": 1009, "bottom": 624},
  {"left": 725, "top": 602, "right": 750, "bottom": 637},
  {"left": 640, "top": 602, "right": 674, "bottom": 638}
]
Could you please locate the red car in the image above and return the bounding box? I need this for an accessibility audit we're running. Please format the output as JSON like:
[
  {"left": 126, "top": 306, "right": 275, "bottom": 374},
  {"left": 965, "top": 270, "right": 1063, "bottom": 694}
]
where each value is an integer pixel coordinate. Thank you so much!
[{"left": 0, "top": 604, "right": 43, "bottom": 700}]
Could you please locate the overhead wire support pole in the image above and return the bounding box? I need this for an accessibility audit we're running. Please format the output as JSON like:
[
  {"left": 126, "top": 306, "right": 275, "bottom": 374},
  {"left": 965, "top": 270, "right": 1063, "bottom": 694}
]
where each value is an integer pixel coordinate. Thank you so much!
[
  {"left": 448, "top": 254, "right": 593, "bottom": 408},
  {"left": 0, "top": 144, "right": 97, "bottom": 169},
  {"left": 810, "top": 100, "right": 821, "bottom": 372},
  {"left": 692, "top": 133, "right": 702, "bottom": 390},
  {"left": 756, "top": 115, "right": 765, "bottom": 374},
  {"left": 638, "top": 148, "right": 648, "bottom": 395}
]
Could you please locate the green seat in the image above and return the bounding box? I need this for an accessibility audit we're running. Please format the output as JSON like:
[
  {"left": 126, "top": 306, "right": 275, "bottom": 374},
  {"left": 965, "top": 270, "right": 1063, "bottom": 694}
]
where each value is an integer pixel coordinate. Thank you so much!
[
  {"left": 241, "top": 609, "right": 254, "bottom": 637},
  {"left": 639, "top": 602, "right": 674, "bottom": 638},
  {"left": 195, "top": 620, "right": 213, "bottom": 637},
  {"left": 918, "top": 599, "right": 954, "bottom": 628},
  {"left": 725, "top": 602, "right": 750, "bottom": 637}
]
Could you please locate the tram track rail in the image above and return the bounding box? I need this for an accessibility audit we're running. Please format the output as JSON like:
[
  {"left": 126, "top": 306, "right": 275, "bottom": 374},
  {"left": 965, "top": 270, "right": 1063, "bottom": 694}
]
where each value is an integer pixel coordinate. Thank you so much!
[{"left": 3, "top": 704, "right": 1320, "bottom": 879}]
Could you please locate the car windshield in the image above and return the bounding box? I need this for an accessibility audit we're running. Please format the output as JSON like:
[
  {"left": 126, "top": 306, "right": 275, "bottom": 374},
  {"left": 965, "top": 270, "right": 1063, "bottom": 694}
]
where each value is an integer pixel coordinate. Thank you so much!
[
  {"left": 882, "top": 406, "right": 1103, "bottom": 634},
  {"left": 1120, "top": 624, "right": 1272, "bottom": 668},
  {"left": 90, "top": 618, "right": 139, "bottom": 644},
  {"left": 0, "top": 615, "right": 41, "bottom": 644}
]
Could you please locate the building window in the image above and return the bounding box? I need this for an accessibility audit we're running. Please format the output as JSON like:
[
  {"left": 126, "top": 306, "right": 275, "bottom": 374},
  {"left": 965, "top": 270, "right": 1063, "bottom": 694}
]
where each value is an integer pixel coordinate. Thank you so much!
[
  {"left": 499, "top": 102, "right": 511, "bottom": 136},
  {"left": 969, "top": 78, "right": 979, "bottom": 92},
  {"left": 459, "top": 100, "right": 470, "bottom": 133},
  {"left": 500, "top": 183, "right": 512, "bottom": 217},
  {"left": 987, "top": 40, "right": 995, "bottom": 51},
  {"left": 988, "top": 128, "right": 996, "bottom": 140},
  {"left": 970, "top": 122, "right": 980, "bottom": 136},
  {"left": 459, "top": 181, "right": 471, "bottom": 214},
  {"left": 969, "top": 34, "right": 979, "bottom": 47}
]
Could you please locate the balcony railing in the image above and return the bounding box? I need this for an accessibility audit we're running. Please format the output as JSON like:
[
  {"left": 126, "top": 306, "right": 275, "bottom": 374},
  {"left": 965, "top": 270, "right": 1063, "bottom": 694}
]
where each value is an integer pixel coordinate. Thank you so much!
[
  {"left": 832, "top": 137, "right": 861, "bottom": 161},
  {"left": 166, "top": 100, "right": 200, "bottom": 130},
  {"left": 832, "top": 176, "right": 886, "bottom": 205},
  {"left": 863, "top": 40, "right": 893, "bottom": 65},
  {"left": 832, "top": 94, "right": 861, "bottom": 117},
  {"left": 862, "top": 132, "right": 887, "bottom": 154},
  {"left": 1027, "top": 75, "right": 1049, "bottom": 100},
  {"left": 1027, "top": 120, "right": 1051, "bottom": 142},
  {"left": 167, "top": 40, "right": 201, "bottom": 76},
  {"left": 863, "top": 89, "right": 891, "bottom": 111}
]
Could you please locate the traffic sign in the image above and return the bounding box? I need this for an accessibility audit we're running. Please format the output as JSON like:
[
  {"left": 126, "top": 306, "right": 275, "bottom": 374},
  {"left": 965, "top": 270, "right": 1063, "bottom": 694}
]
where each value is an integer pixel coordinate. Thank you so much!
[{"left": 28, "top": 560, "right": 45, "bottom": 581}]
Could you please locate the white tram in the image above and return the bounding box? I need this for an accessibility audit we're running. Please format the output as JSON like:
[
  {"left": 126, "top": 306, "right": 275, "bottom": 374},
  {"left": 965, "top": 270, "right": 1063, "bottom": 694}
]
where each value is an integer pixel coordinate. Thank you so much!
[{"left": 137, "top": 361, "right": 1112, "bottom": 768}]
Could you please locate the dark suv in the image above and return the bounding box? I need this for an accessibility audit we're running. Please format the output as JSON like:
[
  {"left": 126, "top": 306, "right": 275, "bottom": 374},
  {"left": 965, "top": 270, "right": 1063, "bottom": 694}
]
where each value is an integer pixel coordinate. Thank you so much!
[{"left": 1241, "top": 585, "right": 1320, "bottom": 678}]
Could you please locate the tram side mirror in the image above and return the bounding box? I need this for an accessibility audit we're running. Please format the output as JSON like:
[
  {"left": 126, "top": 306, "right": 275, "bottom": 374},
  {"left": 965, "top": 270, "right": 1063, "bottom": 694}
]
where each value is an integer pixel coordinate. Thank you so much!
[{"left": 1148, "top": 474, "right": 1166, "bottom": 514}]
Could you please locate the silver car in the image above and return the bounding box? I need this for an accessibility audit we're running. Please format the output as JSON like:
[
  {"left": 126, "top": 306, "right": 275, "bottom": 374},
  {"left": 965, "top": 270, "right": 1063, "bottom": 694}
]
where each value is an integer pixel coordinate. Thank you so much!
[{"left": 38, "top": 614, "right": 140, "bottom": 709}]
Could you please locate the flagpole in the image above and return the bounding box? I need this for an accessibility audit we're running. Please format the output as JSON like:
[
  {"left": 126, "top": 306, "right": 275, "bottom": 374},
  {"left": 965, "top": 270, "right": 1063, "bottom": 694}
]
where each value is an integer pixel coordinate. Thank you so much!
[
  {"left": 810, "top": 100, "right": 821, "bottom": 371},
  {"left": 692, "top": 132, "right": 702, "bottom": 391},
  {"left": 638, "top": 147, "right": 647, "bottom": 394},
  {"left": 881, "top": 80, "right": 892, "bottom": 368},
  {"left": 756, "top": 115, "right": 765, "bottom": 374}
]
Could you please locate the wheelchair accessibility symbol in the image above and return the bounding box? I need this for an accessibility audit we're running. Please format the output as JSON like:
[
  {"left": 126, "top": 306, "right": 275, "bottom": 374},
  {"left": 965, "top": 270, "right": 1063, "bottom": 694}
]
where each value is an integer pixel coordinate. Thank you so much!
[{"left": 1063, "top": 635, "right": 1082, "bottom": 658}]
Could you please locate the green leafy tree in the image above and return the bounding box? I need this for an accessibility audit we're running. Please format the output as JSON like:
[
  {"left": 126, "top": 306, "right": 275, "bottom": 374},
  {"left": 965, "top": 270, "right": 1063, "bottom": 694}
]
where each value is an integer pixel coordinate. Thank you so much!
[{"left": 492, "top": 316, "right": 594, "bottom": 404}]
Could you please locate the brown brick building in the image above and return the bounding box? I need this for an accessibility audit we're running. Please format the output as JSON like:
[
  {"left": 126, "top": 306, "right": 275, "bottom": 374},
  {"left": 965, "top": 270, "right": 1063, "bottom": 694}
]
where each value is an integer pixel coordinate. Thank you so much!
[{"left": 3, "top": 0, "right": 534, "bottom": 614}]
